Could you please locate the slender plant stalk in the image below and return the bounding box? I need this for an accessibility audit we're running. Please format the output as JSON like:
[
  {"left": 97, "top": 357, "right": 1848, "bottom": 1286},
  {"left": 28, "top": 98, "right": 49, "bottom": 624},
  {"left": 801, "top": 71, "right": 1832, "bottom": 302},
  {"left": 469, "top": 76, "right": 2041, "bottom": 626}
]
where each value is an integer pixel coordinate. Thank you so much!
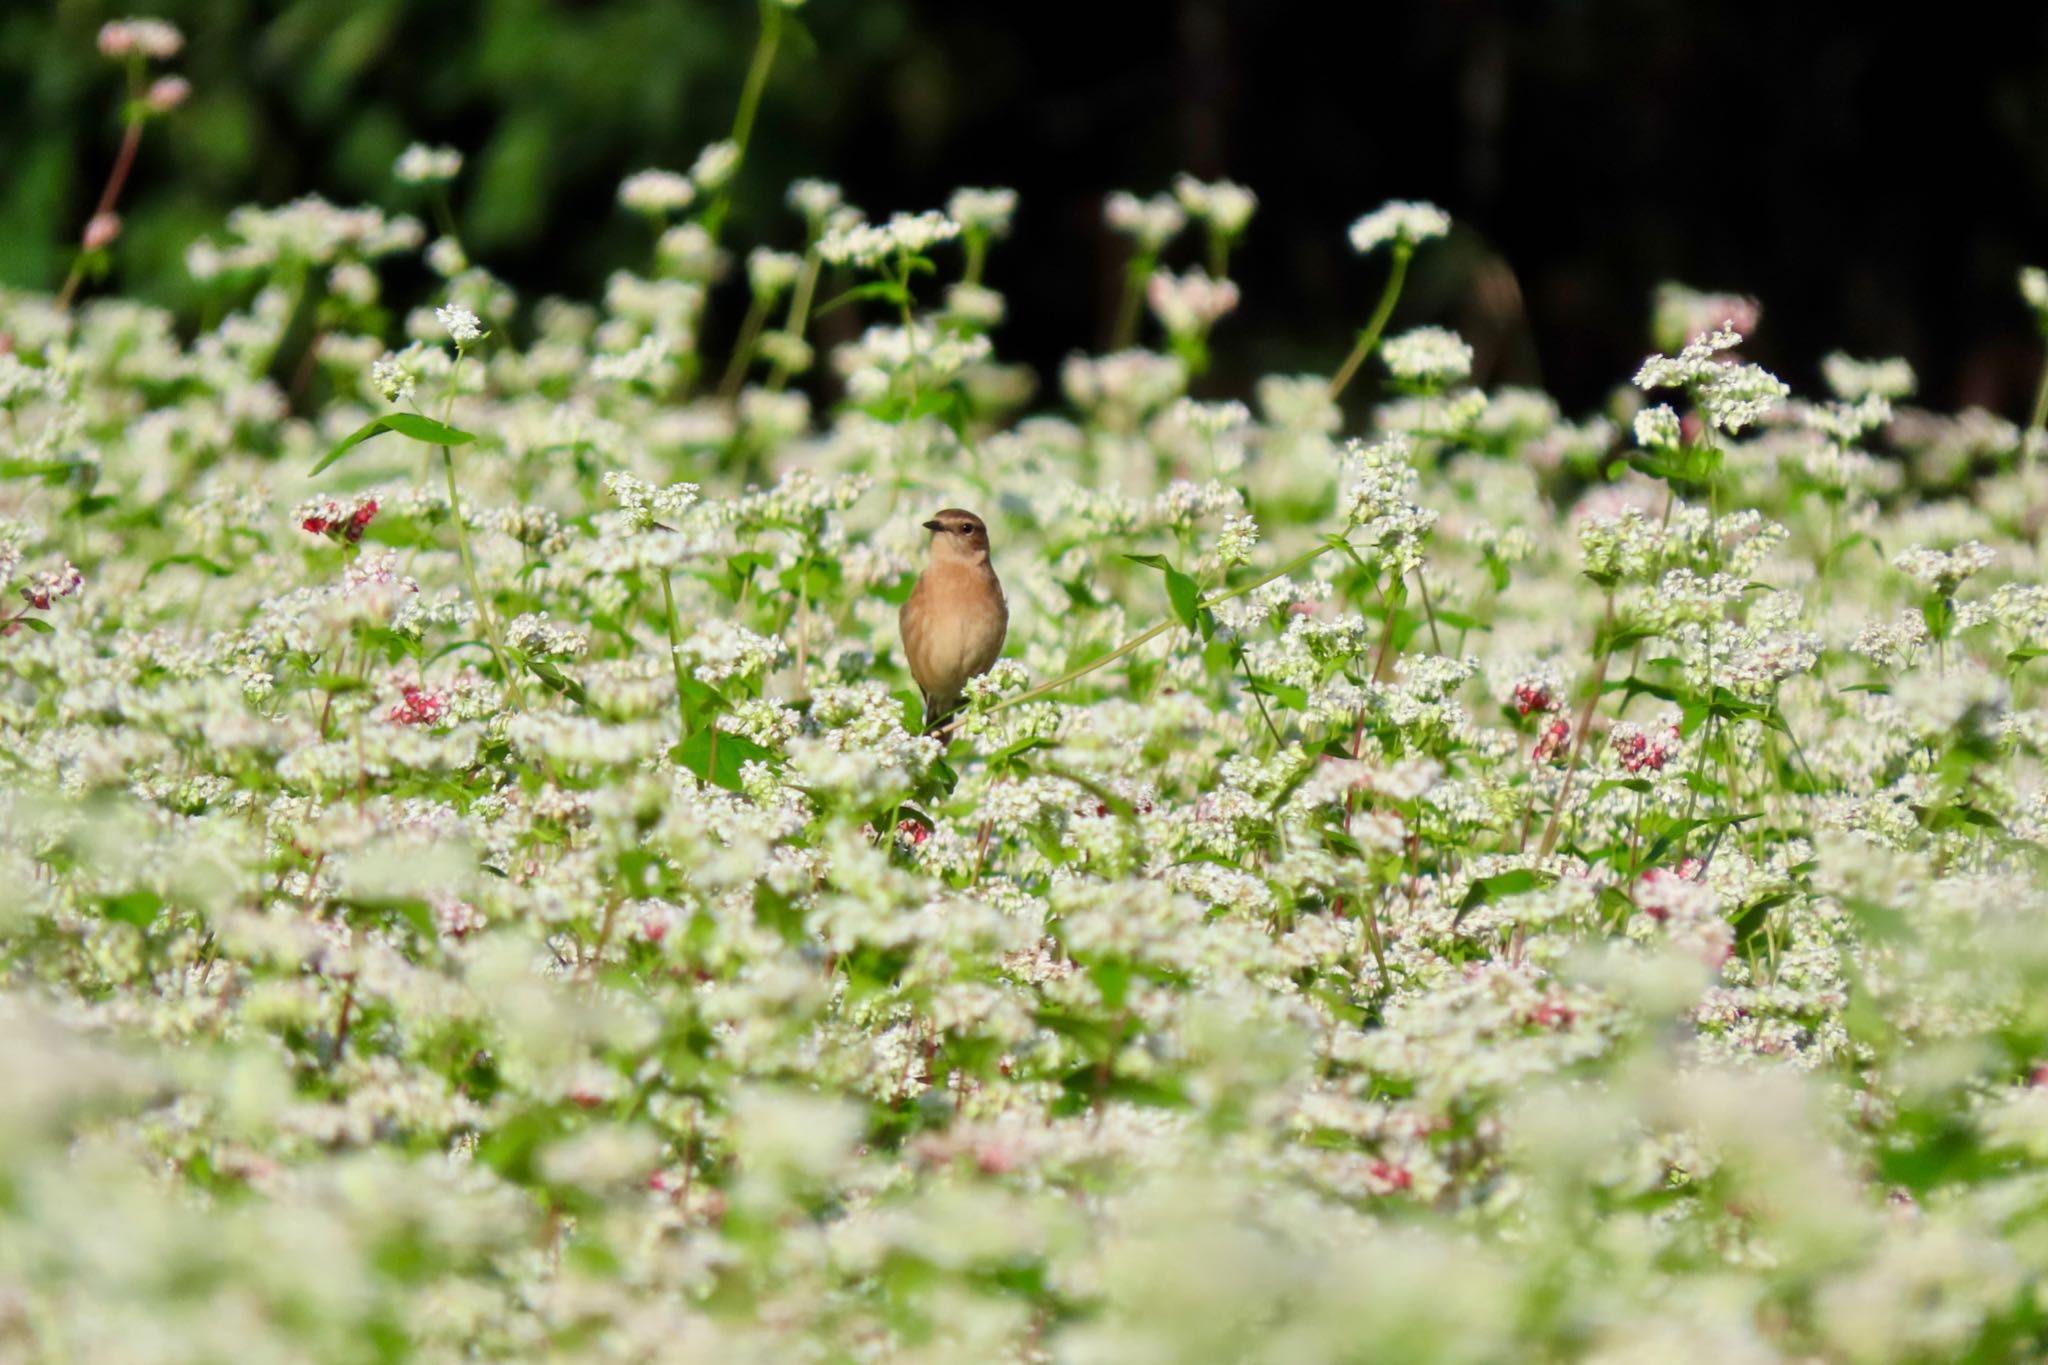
[
  {"left": 1327, "top": 243, "right": 1413, "bottom": 404},
  {"left": 766, "top": 250, "right": 823, "bottom": 392},
  {"left": 1535, "top": 593, "right": 1616, "bottom": 860},
  {"left": 660, "top": 568, "right": 692, "bottom": 739},
  {"left": 1111, "top": 248, "right": 1157, "bottom": 351},
  {"left": 441, "top": 445, "right": 521, "bottom": 710},
  {"left": 56, "top": 79, "right": 147, "bottom": 312},
  {"left": 702, "top": 1, "right": 784, "bottom": 242},
  {"left": 2025, "top": 352, "right": 2048, "bottom": 471},
  {"left": 717, "top": 291, "right": 774, "bottom": 401}
]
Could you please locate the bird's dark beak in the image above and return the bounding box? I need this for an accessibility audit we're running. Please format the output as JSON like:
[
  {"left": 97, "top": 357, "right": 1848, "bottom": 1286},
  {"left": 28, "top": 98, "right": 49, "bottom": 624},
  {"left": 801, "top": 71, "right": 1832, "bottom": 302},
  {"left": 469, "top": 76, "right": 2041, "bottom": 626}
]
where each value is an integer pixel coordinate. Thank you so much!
[{"left": 922, "top": 519, "right": 945, "bottom": 533}]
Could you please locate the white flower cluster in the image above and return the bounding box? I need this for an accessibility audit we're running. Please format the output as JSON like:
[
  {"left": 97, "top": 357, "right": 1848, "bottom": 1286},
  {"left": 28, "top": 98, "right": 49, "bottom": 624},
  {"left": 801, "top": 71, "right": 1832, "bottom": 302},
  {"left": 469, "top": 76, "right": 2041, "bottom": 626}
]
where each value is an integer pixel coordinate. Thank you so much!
[
  {"left": 1347, "top": 199, "right": 1451, "bottom": 254},
  {"left": 1381, "top": 325, "right": 1474, "bottom": 385},
  {"left": 818, "top": 211, "right": 962, "bottom": 268},
  {"left": 394, "top": 143, "right": 463, "bottom": 185},
  {"left": 1633, "top": 324, "right": 1789, "bottom": 433}
]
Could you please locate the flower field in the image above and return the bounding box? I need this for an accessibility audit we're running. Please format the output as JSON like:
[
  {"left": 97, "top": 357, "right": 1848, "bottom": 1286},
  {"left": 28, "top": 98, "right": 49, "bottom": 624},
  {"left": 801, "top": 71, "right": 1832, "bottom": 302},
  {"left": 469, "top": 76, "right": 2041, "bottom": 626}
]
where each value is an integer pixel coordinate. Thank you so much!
[{"left": 8, "top": 14, "right": 2048, "bottom": 1363}]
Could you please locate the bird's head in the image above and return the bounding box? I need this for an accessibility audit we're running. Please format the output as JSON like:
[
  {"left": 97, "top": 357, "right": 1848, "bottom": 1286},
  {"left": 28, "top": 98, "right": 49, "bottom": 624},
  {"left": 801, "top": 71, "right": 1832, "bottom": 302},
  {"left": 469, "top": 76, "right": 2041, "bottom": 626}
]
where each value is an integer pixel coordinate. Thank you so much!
[{"left": 922, "top": 508, "right": 992, "bottom": 565}]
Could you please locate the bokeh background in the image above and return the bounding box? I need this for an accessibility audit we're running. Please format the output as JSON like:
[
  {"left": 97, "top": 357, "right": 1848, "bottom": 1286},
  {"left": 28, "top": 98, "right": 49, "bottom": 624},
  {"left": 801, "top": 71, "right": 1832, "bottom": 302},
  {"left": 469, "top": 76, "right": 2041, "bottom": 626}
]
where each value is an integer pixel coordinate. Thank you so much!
[{"left": 6, "top": 0, "right": 2048, "bottom": 415}]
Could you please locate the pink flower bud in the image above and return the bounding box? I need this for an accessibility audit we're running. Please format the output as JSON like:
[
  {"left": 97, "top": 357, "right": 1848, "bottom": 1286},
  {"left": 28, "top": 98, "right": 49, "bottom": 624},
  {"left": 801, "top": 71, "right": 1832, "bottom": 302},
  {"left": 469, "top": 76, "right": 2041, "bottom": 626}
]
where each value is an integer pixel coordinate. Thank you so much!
[
  {"left": 82, "top": 212, "right": 121, "bottom": 253},
  {"left": 146, "top": 75, "right": 190, "bottom": 112},
  {"left": 97, "top": 22, "right": 135, "bottom": 57}
]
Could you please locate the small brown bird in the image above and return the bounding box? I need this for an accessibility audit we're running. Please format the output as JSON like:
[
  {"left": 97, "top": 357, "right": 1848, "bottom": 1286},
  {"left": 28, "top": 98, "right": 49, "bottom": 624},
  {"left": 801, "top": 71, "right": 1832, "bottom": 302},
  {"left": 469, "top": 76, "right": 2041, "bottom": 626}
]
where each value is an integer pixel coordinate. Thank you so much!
[{"left": 899, "top": 509, "right": 1008, "bottom": 730}]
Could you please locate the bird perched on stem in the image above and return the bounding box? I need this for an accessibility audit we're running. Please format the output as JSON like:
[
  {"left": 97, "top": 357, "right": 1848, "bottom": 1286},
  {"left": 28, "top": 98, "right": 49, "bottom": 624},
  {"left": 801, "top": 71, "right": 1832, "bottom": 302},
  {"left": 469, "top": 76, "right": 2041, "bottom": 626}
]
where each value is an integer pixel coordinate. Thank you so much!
[{"left": 900, "top": 509, "right": 1007, "bottom": 732}]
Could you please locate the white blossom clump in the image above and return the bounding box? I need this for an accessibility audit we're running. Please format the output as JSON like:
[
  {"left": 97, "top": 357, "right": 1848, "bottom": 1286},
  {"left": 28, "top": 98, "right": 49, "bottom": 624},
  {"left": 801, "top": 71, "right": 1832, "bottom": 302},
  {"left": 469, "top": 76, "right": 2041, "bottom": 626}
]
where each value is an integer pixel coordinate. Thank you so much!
[
  {"left": 1348, "top": 199, "right": 1450, "bottom": 254},
  {"left": 394, "top": 143, "right": 463, "bottom": 185},
  {"left": 1381, "top": 326, "right": 1474, "bottom": 385}
]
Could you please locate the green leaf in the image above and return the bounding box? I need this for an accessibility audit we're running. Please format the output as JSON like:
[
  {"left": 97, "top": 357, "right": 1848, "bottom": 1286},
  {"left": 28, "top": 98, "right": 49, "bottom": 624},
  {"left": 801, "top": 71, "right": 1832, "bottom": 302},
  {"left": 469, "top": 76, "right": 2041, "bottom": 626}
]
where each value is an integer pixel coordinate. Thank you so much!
[
  {"left": 11, "top": 615, "right": 54, "bottom": 634},
  {"left": 524, "top": 657, "right": 588, "bottom": 708},
  {"left": 312, "top": 413, "right": 475, "bottom": 475},
  {"left": 1121, "top": 553, "right": 1172, "bottom": 571},
  {"left": 102, "top": 889, "right": 164, "bottom": 928},
  {"left": 137, "top": 552, "right": 233, "bottom": 585},
  {"left": 1453, "top": 868, "right": 1553, "bottom": 927},
  {"left": 674, "top": 728, "right": 777, "bottom": 791}
]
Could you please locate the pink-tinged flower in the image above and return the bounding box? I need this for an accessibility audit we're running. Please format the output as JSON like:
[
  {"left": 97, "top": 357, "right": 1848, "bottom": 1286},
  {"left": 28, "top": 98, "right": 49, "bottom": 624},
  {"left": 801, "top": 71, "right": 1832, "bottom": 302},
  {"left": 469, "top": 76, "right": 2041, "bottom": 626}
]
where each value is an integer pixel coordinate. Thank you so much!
[
  {"left": 82, "top": 213, "right": 122, "bottom": 252},
  {"left": 297, "top": 495, "right": 379, "bottom": 544},
  {"left": 1611, "top": 722, "right": 1679, "bottom": 773},
  {"left": 388, "top": 685, "right": 448, "bottom": 726},
  {"left": 145, "top": 75, "right": 190, "bottom": 112},
  {"left": 895, "top": 818, "right": 929, "bottom": 846},
  {"left": 431, "top": 894, "right": 485, "bottom": 940},
  {"left": 1528, "top": 999, "right": 1576, "bottom": 1029},
  {"left": 20, "top": 562, "right": 83, "bottom": 611},
  {"left": 1531, "top": 717, "right": 1570, "bottom": 763},
  {"left": 1511, "top": 680, "right": 1555, "bottom": 716},
  {"left": 1367, "top": 1159, "right": 1413, "bottom": 1192},
  {"left": 99, "top": 18, "right": 182, "bottom": 59}
]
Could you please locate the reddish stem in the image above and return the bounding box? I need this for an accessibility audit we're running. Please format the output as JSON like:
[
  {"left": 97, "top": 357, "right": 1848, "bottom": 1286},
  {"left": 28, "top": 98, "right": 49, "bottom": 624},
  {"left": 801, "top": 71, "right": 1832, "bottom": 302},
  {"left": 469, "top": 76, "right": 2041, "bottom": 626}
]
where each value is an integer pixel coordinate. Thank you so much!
[{"left": 56, "top": 117, "right": 146, "bottom": 312}]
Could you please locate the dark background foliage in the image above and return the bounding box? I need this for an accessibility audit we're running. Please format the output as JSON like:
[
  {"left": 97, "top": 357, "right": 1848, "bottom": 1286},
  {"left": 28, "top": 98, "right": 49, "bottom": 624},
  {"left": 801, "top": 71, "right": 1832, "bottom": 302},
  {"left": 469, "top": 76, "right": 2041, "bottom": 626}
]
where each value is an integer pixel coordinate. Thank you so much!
[{"left": 7, "top": 0, "right": 2048, "bottom": 416}]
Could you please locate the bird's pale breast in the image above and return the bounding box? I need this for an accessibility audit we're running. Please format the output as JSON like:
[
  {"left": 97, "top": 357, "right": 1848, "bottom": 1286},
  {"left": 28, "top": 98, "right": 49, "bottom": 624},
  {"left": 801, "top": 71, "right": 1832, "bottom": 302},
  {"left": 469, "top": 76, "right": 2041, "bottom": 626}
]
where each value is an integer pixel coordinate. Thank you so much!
[{"left": 901, "top": 562, "right": 1007, "bottom": 705}]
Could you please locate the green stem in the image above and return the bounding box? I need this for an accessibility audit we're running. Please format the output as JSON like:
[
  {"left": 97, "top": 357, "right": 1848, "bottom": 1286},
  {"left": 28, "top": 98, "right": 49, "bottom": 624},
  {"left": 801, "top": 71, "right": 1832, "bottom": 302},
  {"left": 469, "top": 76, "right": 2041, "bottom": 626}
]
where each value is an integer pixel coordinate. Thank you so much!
[
  {"left": 717, "top": 290, "right": 774, "bottom": 402},
  {"left": 1111, "top": 248, "right": 1156, "bottom": 351},
  {"left": 660, "top": 569, "right": 691, "bottom": 739},
  {"left": 2026, "top": 347, "right": 2048, "bottom": 471},
  {"left": 703, "top": 1, "right": 784, "bottom": 242},
  {"left": 441, "top": 444, "right": 521, "bottom": 710},
  {"left": 1535, "top": 591, "right": 1616, "bottom": 860},
  {"left": 1327, "top": 242, "right": 1413, "bottom": 404},
  {"left": 765, "top": 249, "right": 823, "bottom": 392}
]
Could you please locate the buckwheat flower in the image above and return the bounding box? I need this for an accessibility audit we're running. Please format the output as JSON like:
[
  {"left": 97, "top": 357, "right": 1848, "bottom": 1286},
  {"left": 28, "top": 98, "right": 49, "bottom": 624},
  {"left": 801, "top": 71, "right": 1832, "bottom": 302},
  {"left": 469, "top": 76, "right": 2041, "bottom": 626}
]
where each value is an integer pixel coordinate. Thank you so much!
[
  {"left": 1104, "top": 191, "right": 1186, "bottom": 250},
  {"left": 394, "top": 143, "right": 463, "bottom": 186},
  {"left": 1610, "top": 721, "right": 1677, "bottom": 774},
  {"left": 81, "top": 213, "right": 122, "bottom": 252},
  {"left": 296, "top": 494, "right": 379, "bottom": 544},
  {"left": 1146, "top": 267, "right": 1239, "bottom": 336},
  {"left": 1172, "top": 174, "right": 1258, "bottom": 236},
  {"left": 1892, "top": 541, "right": 1995, "bottom": 594},
  {"left": 618, "top": 168, "right": 696, "bottom": 216},
  {"left": 1633, "top": 403, "right": 1683, "bottom": 451},
  {"left": 435, "top": 304, "right": 483, "bottom": 345},
  {"left": 690, "top": 139, "right": 741, "bottom": 190},
  {"left": 19, "top": 562, "right": 82, "bottom": 611},
  {"left": 818, "top": 211, "right": 961, "bottom": 268},
  {"left": 745, "top": 247, "right": 802, "bottom": 302},
  {"left": 656, "top": 222, "right": 722, "bottom": 279},
  {"left": 786, "top": 177, "right": 844, "bottom": 225},
  {"left": 1634, "top": 324, "right": 1788, "bottom": 433},
  {"left": 1381, "top": 326, "right": 1474, "bottom": 385},
  {"left": 424, "top": 235, "right": 467, "bottom": 278},
  {"left": 1850, "top": 612, "right": 1929, "bottom": 670},
  {"left": 948, "top": 186, "right": 1018, "bottom": 236},
  {"left": 602, "top": 471, "right": 700, "bottom": 532},
  {"left": 506, "top": 612, "right": 589, "bottom": 659},
  {"left": 387, "top": 684, "right": 448, "bottom": 727},
  {"left": 1216, "top": 513, "right": 1259, "bottom": 568},
  {"left": 1822, "top": 352, "right": 1916, "bottom": 402},
  {"left": 942, "top": 282, "right": 1006, "bottom": 328},
  {"left": 370, "top": 355, "right": 416, "bottom": 404},
  {"left": 2022, "top": 266, "right": 2048, "bottom": 319},
  {"left": 1510, "top": 675, "right": 1558, "bottom": 716},
  {"left": 144, "top": 74, "right": 190, "bottom": 112},
  {"left": 1347, "top": 199, "right": 1450, "bottom": 254},
  {"left": 325, "top": 260, "right": 377, "bottom": 307},
  {"left": 98, "top": 17, "right": 183, "bottom": 59}
]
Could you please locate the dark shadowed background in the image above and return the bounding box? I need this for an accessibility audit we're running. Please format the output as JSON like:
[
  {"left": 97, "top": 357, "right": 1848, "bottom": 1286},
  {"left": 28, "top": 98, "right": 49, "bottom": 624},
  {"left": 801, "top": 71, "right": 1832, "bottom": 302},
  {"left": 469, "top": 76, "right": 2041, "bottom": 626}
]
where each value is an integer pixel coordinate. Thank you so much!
[{"left": 7, "top": 0, "right": 2048, "bottom": 417}]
